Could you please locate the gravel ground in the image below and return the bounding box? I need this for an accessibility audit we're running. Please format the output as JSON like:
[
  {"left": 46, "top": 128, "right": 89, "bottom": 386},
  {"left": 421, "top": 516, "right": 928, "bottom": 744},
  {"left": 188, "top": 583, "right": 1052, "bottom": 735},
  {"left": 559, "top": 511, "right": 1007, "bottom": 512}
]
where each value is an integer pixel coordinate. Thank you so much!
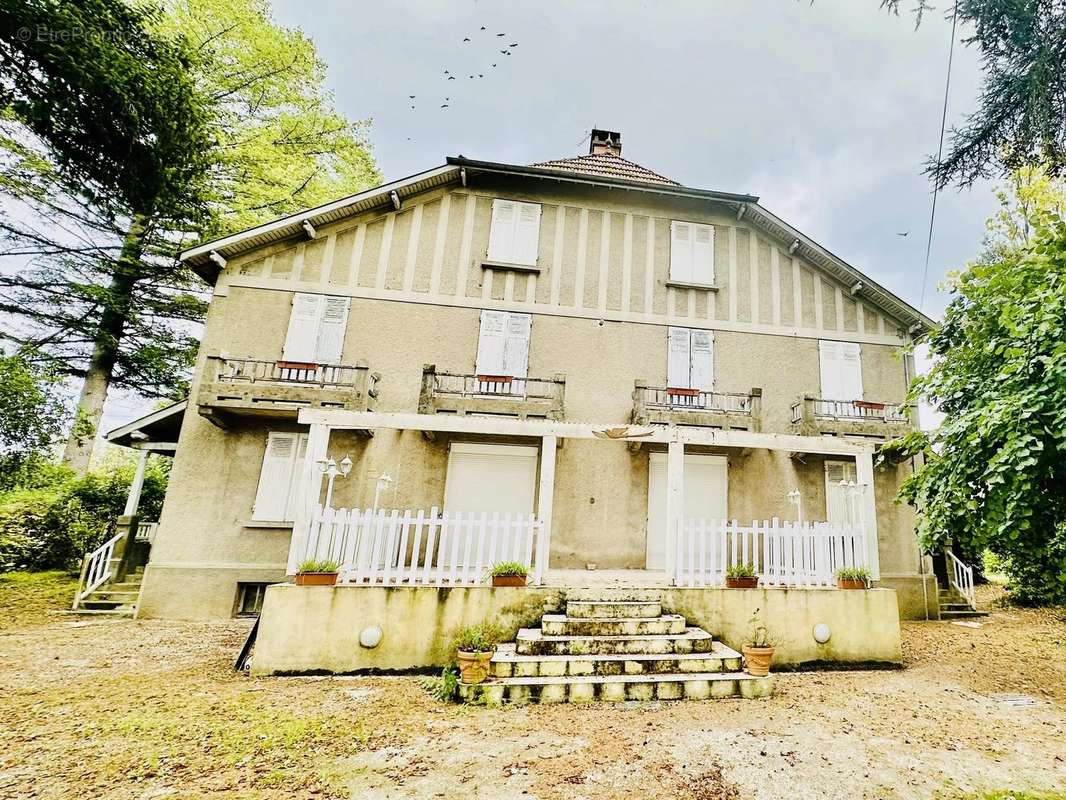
[{"left": 0, "top": 581, "right": 1063, "bottom": 800}]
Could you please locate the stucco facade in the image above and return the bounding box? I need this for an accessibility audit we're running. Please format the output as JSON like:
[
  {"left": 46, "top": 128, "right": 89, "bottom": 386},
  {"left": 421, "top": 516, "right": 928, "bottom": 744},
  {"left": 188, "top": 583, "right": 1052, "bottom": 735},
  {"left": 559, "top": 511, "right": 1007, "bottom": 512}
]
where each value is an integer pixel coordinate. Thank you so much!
[{"left": 138, "top": 156, "right": 936, "bottom": 621}]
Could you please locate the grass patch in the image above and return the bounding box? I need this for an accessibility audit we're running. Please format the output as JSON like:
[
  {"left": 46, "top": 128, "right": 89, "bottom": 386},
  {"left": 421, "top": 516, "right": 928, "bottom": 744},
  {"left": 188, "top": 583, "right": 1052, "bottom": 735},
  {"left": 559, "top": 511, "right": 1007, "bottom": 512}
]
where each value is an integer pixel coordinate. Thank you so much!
[{"left": 0, "top": 570, "right": 77, "bottom": 630}]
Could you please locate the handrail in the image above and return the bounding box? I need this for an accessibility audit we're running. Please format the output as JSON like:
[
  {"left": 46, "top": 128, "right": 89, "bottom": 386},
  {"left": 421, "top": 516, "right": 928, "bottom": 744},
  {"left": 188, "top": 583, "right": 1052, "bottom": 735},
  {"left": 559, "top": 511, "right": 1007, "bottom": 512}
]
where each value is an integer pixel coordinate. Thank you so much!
[
  {"left": 73, "top": 529, "right": 126, "bottom": 607},
  {"left": 946, "top": 550, "right": 976, "bottom": 610},
  {"left": 641, "top": 387, "right": 754, "bottom": 414},
  {"left": 207, "top": 355, "right": 369, "bottom": 389},
  {"left": 429, "top": 371, "right": 563, "bottom": 401},
  {"left": 799, "top": 398, "right": 909, "bottom": 423}
]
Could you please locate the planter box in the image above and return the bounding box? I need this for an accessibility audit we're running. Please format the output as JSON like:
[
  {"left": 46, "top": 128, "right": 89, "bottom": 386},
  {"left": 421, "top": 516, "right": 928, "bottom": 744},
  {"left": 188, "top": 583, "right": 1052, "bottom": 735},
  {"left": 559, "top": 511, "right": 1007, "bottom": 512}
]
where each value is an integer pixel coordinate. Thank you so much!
[
  {"left": 295, "top": 572, "right": 338, "bottom": 587},
  {"left": 725, "top": 576, "right": 759, "bottom": 589},
  {"left": 836, "top": 578, "right": 868, "bottom": 590},
  {"left": 491, "top": 575, "right": 527, "bottom": 587}
]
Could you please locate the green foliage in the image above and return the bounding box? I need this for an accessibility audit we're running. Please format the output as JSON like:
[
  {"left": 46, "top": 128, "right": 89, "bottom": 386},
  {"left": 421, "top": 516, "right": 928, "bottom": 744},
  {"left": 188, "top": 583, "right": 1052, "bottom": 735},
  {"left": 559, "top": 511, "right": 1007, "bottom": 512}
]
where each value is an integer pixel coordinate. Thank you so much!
[
  {"left": 450, "top": 622, "right": 503, "bottom": 655},
  {"left": 0, "top": 352, "right": 68, "bottom": 476},
  {"left": 0, "top": 454, "right": 169, "bottom": 572},
  {"left": 746, "top": 607, "right": 773, "bottom": 648},
  {"left": 835, "top": 566, "right": 871, "bottom": 582},
  {"left": 726, "top": 562, "right": 756, "bottom": 579},
  {"left": 895, "top": 211, "right": 1066, "bottom": 605},
  {"left": 488, "top": 561, "right": 528, "bottom": 578},
  {"left": 420, "top": 667, "right": 460, "bottom": 702},
  {"left": 295, "top": 559, "right": 339, "bottom": 574}
]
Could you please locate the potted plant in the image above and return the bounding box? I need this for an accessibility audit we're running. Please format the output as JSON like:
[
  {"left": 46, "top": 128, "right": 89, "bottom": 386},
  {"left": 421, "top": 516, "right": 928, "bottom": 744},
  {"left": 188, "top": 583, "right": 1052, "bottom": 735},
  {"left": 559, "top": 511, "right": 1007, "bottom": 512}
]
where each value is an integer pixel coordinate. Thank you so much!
[
  {"left": 725, "top": 562, "right": 759, "bottom": 589},
  {"left": 488, "top": 561, "right": 528, "bottom": 587},
  {"left": 452, "top": 621, "right": 503, "bottom": 685},
  {"left": 741, "top": 608, "right": 775, "bottom": 677},
  {"left": 835, "top": 566, "right": 870, "bottom": 590},
  {"left": 295, "top": 558, "right": 340, "bottom": 586}
]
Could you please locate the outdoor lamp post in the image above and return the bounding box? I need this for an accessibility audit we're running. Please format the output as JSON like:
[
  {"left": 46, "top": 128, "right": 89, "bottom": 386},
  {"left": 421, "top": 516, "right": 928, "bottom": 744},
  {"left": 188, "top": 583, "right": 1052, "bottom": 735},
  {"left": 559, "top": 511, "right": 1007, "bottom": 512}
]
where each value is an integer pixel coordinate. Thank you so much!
[
  {"left": 787, "top": 488, "right": 803, "bottom": 523},
  {"left": 317, "top": 454, "right": 353, "bottom": 508},
  {"left": 840, "top": 480, "right": 866, "bottom": 530},
  {"left": 373, "top": 472, "right": 394, "bottom": 511}
]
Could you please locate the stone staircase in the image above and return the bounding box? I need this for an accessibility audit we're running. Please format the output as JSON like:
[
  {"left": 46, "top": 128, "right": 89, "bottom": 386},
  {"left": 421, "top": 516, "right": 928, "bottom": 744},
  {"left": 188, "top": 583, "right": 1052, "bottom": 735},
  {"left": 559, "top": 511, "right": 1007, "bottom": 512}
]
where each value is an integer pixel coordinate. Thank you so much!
[
  {"left": 938, "top": 586, "right": 986, "bottom": 620},
  {"left": 459, "top": 588, "right": 773, "bottom": 705},
  {"left": 67, "top": 567, "right": 144, "bottom": 617}
]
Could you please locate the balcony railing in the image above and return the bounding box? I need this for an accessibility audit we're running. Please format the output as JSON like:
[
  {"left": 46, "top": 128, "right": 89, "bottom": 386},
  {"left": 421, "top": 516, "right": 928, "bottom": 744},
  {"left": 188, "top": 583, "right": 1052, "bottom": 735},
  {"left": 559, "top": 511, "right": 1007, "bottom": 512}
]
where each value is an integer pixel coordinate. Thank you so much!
[
  {"left": 632, "top": 382, "right": 761, "bottom": 431},
  {"left": 790, "top": 395, "right": 911, "bottom": 437},
  {"left": 197, "top": 355, "right": 378, "bottom": 423},
  {"left": 419, "top": 365, "right": 565, "bottom": 420}
]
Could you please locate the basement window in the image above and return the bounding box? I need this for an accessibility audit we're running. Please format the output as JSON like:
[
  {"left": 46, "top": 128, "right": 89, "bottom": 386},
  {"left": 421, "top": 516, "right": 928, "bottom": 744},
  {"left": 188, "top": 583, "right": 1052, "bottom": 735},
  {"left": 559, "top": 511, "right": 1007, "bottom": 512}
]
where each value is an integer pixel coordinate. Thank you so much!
[{"left": 236, "top": 582, "right": 269, "bottom": 617}]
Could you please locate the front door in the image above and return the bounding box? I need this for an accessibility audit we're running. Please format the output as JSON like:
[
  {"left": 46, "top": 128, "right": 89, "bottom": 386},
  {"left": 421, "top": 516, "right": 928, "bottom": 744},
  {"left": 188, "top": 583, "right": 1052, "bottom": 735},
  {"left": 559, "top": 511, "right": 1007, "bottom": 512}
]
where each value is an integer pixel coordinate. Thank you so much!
[
  {"left": 646, "top": 453, "right": 728, "bottom": 570},
  {"left": 824, "top": 459, "right": 858, "bottom": 525}
]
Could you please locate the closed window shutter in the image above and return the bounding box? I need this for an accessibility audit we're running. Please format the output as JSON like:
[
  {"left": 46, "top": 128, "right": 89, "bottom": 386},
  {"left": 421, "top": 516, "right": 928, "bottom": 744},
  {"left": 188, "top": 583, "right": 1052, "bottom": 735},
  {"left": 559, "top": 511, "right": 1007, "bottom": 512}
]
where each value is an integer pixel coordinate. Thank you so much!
[
  {"left": 282, "top": 433, "right": 310, "bottom": 521},
  {"left": 667, "top": 326, "right": 692, "bottom": 388},
  {"left": 689, "top": 329, "right": 714, "bottom": 391},
  {"left": 282, "top": 294, "right": 324, "bottom": 362},
  {"left": 819, "top": 341, "right": 843, "bottom": 399},
  {"left": 315, "top": 297, "right": 350, "bottom": 365},
  {"left": 487, "top": 200, "right": 516, "bottom": 262},
  {"left": 692, "top": 224, "right": 715, "bottom": 284},
  {"left": 503, "top": 313, "right": 532, "bottom": 378},
  {"left": 253, "top": 432, "right": 299, "bottom": 521},
  {"left": 670, "top": 222, "right": 692, "bottom": 281},
  {"left": 841, "top": 343, "right": 863, "bottom": 400},
  {"left": 513, "top": 203, "right": 542, "bottom": 265},
  {"left": 475, "top": 310, "right": 508, "bottom": 375}
]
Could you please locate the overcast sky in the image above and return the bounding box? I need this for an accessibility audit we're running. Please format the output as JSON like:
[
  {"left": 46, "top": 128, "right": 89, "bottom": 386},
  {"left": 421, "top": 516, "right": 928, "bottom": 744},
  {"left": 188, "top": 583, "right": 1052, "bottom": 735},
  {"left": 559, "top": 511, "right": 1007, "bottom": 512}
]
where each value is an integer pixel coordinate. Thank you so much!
[{"left": 104, "top": 0, "right": 995, "bottom": 429}]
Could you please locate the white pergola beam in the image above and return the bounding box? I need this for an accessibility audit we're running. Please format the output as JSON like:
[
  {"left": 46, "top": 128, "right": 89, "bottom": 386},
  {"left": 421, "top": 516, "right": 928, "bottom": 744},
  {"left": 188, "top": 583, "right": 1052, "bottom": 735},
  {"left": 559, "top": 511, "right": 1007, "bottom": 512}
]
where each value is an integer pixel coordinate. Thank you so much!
[{"left": 297, "top": 409, "right": 875, "bottom": 456}]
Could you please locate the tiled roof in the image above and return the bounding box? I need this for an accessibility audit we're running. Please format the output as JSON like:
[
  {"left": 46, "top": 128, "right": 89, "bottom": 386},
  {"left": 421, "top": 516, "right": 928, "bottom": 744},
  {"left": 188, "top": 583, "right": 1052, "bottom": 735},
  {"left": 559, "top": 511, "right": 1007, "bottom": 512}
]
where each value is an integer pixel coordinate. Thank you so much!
[{"left": 532, "top": 151, "right": 681, "bottom": 187}]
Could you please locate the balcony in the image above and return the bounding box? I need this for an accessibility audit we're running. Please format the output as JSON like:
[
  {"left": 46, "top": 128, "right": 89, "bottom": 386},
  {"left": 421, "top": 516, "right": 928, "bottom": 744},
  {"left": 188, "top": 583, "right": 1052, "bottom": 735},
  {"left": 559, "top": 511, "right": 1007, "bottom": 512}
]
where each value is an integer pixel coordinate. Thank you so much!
[
  {"left": 631, "top": 382, "right": 761, "bottom": 431},
  {"left": 419, "top": 365, "right": 565, "bottom": 420},
  {"left": 197, "top": 355, "right": 378, "bottom": 426},
  {"left": 790, "top": 395, "right": 911, "bottom": 438}
]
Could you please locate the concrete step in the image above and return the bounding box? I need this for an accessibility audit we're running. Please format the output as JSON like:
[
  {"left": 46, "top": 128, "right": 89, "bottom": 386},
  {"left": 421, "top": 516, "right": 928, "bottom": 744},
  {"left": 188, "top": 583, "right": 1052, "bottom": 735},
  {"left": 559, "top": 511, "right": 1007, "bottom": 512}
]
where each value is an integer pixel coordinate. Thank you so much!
[
  {"left": 492, "top": 641, "right": 742, "bottom": 678},
  {"left": 563, "top": 588, "right": 665, "bottom": 603},
  {"left": 516, "top": 626, "right": 714, "bottom": 656},
  {"left": 565, "top": 600, "right": 662, "bottom": 619},
  {"left": 541, "top": 613, "right": 686, "bottom": 637},
  {"left": 940, "top": 609, "right": 988, "bottom": 619},
  {"left": 87, "top": 590, "right": 141, "bottom": 599},
  {"left": 103, "top": 582, "right": 142, "bottom": 592},
  {"left": 459, "top": 672, "right": 773, "bottom": 705},
  {"left": 939, "top": 602, "right": 977, "bottom": 611},
  {"left": 56, "top": 608, "right": 135, "bottom": 617}
]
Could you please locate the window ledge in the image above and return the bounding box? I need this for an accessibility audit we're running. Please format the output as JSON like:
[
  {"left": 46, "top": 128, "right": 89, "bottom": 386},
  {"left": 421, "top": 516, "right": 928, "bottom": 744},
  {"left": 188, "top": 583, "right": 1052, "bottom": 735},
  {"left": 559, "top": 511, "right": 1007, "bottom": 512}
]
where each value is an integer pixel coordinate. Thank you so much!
[
  {"left": 666, "top": 280, "right": 719, "bottom": 292},
  {"left": 482, "top": 260, "right": 541, "bottom": 274},
  {"left": 242, "top": 520, "right": 294, "bottom": 530}
]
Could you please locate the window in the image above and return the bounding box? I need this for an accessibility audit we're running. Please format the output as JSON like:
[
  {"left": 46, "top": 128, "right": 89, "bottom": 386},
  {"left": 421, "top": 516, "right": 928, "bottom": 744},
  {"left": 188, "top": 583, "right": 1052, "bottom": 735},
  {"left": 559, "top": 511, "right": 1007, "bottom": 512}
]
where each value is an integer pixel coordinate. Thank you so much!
[
  {"left": 670, "top": 221, "right": 715, "bottom": 284},
  {"left": 475, "top": 310, "right": 532, "bottom": 379},
  {"left": 818, "top": 341, "right": 863, "bottom": 401},
  {"left": 667, "top": 326, "right": 714, "bottom": 391},
  {"left": 487, "top": 199, "right": 541, "bottom": 266},
  {"left": 236, "top": 582, "right": 269, "bottom": 616},
  {"left": 281, "top": 293, "right": 351, "bottom": 364},
  {"left": 251, "top": 431, "right": 309, "bottom": 521}
]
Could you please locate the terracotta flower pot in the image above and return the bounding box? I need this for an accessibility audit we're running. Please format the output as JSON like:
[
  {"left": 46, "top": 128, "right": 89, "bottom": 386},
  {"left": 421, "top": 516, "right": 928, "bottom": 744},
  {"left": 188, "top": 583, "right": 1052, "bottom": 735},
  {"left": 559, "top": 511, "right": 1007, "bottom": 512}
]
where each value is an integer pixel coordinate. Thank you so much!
[
  {"left": 295, "top": 572, "right": 338, "bottom": 587},
  {"left": 836, "top": 578, "right": 868, "bottom": 590},
  {"left": 491, "top": 575, "right": 527, "bottom": 587},
  {"left": 456, "top": 650, "right": 493, "bottom": 684},
  {"left": 742, "top": 644, "right": 775, "bottom": 677},
  {"left": 725, "top": 575, "right": 759, "bottom": 589}
]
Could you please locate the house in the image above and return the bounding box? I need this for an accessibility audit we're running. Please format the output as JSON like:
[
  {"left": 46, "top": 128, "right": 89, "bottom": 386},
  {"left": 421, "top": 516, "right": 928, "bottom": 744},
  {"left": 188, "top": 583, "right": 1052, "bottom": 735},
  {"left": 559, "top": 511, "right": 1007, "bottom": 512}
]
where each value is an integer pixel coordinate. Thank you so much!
[{"left": 95, "top": 129, "right": 970, "bottom": 682}]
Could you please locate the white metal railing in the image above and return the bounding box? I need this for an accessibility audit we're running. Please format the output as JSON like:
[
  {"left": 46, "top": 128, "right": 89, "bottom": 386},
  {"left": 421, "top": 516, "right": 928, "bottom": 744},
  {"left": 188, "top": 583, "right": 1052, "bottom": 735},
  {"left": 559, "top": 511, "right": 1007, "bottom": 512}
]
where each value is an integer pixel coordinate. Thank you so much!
[
  {"left": 73, "top": 530, "right": 125, "bottom": 606},
  {"left": 792, "top": 398, "right": 908, "bottom": 424},
  {"left": 674, "top": 518, "right": 868, "bottom": 588},
  {"left": 946, "top": 550, "right": 976, "bottom": 610},
  {"left": 290, "top": 506, "right": 548, "bottom": 586},
  {"left": 643, "top": 387, "right": 754, "bottom": 414},
  {"left": 134, "top": 521, "right": 159, "bottom": 543}
]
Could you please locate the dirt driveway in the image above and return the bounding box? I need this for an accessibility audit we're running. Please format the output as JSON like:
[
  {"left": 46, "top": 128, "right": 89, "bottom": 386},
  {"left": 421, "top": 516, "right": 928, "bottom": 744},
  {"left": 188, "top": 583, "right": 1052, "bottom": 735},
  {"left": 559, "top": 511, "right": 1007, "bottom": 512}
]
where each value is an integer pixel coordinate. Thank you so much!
[{"left": 0, "top": 578, "right": 1064, "bottom": 800}]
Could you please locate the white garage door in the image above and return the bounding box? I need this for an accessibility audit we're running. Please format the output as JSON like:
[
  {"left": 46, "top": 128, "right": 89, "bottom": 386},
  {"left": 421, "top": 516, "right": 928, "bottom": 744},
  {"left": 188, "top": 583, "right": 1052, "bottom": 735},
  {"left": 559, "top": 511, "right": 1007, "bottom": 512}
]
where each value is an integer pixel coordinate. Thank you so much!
[
  {"left": 443, "top": 443, "right": 538, "bottom": 514},
  {"left": 646, "top": 453, "right": 728, "bottom": 570}
]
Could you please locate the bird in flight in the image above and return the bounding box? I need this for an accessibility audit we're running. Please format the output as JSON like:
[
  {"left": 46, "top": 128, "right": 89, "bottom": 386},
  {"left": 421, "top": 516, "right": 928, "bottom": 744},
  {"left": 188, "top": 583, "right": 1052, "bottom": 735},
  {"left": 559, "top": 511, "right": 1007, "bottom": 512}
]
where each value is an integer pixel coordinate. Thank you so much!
[
  {"left": 441, "top": 103, "right": 449, "bottom": 108},
  {"left": 409, "top": 95, "right": 415, "bottom": 99},
  {"left": 509, "top": 43, "right": 518, "bottom": 47},
  {"left": 496, "top": 32, "right": 505, "bottom": 37},
  {"left": 448, "top": 75, "right": 455, "bottom": 80},
  {"left": 480, "top": 26, "right": 486, "bottom": 30},
  {"left": 463, "top": 37, "right": 470, "bottom": 42},
  {"left": 897, "top": 231, "right": 910, "bottom": 237}
]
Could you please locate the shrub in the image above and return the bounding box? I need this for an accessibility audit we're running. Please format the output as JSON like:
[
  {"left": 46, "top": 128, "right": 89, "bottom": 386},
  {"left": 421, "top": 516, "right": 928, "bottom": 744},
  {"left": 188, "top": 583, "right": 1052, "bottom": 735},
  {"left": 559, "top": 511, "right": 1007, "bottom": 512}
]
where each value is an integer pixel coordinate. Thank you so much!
[
  {"left": 488, "top": 561, "right": 528, "bottom": 578},
  {"left": 450, "top": 621, "right": 504, "bottom": 655},
  {"left": 835, "top": 566, "right": 871, "bottom": 582},
  {"left": 420, "top": 666, "right": 459, "bottom": 702},
  {"left": 726, "top": 562, "right": 756, "bottom": 579},
  {"left": 296, "top": 559, "right": 340, "bottom": 574}
]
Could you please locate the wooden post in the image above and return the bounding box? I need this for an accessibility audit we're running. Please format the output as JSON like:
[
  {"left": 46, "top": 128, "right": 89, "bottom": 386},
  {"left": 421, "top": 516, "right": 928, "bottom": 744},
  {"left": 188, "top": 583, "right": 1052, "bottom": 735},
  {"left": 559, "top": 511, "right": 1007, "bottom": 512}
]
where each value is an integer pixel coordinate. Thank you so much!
[
  {"left": 123, "top": 449, "right": 149, "bottom": 517},
  {"left": 666, "top": 440, "right": 685, "bottom": 579},
  {"left": 855, "top": 451, "right": 880, "bottom": 579},
  {"left": 535, "top": 434, "right": 557, "bottom": 584}
]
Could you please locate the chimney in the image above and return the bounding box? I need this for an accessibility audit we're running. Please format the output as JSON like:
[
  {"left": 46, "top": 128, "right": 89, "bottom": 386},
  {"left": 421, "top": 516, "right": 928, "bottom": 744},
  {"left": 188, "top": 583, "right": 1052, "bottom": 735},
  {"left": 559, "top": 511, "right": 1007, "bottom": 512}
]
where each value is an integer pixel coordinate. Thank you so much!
[{"left": 589, "top": 128, "right": 622, "bottom": 156}]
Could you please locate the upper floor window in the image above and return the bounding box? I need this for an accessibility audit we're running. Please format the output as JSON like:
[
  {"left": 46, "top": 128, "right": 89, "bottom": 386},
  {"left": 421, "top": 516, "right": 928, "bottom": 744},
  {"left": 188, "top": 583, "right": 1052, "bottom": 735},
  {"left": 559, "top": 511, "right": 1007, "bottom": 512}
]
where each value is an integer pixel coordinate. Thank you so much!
[
  {"left": 667, "top": 326, "right": 714, "bottom": 390},
  {"left": 282, "top": 293, "right": 350, "bottom": 364},
  {"left": 818, "top": 340, "right": 863, "bottom": 400},
  {"left": 670, "top": 221, "right": 715, "bottom": 285},
  {"left": 487, "top": 199, "right": 541, "bottom": 266},
  {"left": 475, "top": 310, "right": 532, "bottom": 378},
  {"left": 252, "top": 431, "right": 308, "bottom": 522}
]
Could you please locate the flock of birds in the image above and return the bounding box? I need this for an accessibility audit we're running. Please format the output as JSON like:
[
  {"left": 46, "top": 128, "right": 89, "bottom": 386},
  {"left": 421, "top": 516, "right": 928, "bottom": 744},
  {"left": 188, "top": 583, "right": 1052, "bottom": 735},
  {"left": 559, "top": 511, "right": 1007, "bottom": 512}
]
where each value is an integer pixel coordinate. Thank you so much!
[{"left": 407, "top": 28, "right": 519, "bottom": 113}]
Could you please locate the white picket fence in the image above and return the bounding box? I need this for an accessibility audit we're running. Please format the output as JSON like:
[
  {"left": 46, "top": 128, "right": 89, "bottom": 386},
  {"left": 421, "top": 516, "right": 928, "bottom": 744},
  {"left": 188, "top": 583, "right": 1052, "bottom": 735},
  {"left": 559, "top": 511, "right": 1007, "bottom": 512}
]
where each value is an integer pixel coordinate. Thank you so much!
[
  {"left": 290, "top": 506, "right": 547, "bottom": 586},
  {"left": 674, "top": 518, "right": 868, "bottom": 588}
]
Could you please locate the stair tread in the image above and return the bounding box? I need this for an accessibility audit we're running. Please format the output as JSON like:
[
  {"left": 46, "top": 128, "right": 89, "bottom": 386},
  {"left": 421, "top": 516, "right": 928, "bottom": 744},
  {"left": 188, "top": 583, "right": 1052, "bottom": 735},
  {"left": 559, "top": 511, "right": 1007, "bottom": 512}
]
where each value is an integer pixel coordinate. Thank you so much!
[
  {"left": 517, "top": 626, "right": 712, "bottom": 643},
  {"left": 541, "top": 613, "right": 684, "bottom": 624},
  {"left": 494, "top": 641, "right": 740, "bottom": 662},
  {"left": 501, "top": 671, "right": 762, "bottom": 686}
]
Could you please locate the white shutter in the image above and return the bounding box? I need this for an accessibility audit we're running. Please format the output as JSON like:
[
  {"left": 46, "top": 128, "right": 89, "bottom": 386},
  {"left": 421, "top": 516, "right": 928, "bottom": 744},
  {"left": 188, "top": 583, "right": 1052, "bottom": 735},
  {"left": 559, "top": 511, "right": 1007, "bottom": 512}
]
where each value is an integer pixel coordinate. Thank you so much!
[
  {"left": 282, "top": 294, "right": 324, "bottom": 362},
  {"left": 475, "top": 310, "right": 508, "bottom": 375},
  {"left": 315, "top": 296, "right": 350, "bottom": 365},
  {"left": 841, "top": 343, "right": 863, "bottom": 401},
  {"left": 667, "top": 326, "right": 692, "bottom": 388},
  {"left": 283, "top": 433, "right": 309, "bottom": 521},
  {"left": 512, "top": 203, "right": 542, "bottom": 265},
  {"left": 487, "top": 200, "right": 517, "bottom": 262},
  {"left": 689, "top": 329, "right": 714, "bottom": 391},
  {"left": 819, "top": 341, "right": 843, "bottom": 399},
  {"left": 670, "top": 221, "right": 693, "bottom": 282},
  {"left": 502, "top": 313, "right": 531, "bottom": 378},
  {"left": 691, "top": 224, "right": 715, "bottom": 284},
  {"left": 252, "top": 432, "right": 299, "bottom": 521}
]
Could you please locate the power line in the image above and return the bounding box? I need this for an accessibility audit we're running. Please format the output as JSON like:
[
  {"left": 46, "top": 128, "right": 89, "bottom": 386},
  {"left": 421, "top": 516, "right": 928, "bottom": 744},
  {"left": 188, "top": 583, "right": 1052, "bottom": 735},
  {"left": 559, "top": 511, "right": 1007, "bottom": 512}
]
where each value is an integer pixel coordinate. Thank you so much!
[{"left": 920, "top": 0, "right": 959, "bottom": 312}]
